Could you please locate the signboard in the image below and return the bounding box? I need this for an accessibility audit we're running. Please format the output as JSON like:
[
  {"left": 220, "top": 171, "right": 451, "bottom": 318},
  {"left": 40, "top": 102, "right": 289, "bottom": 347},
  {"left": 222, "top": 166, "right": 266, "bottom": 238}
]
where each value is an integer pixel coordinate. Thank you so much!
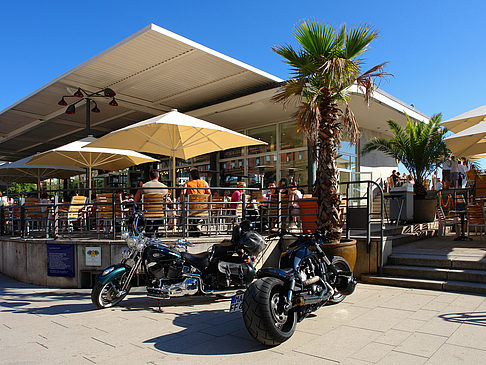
[
  {"left": 85, "top": 247, "right": 102, "bottom": 266},
  {"left": 47, "top": 244, "right": 75, "bottom": 277}
]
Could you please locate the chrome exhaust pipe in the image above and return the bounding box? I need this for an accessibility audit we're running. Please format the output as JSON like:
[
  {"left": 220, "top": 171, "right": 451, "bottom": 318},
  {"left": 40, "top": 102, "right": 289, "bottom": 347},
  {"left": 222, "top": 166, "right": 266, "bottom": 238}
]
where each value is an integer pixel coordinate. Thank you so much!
[
  {"left": 183, "top": 273, "right": 241, "bottom": 296},
  {"left": 295, "top": 281, "right": 335, "bottom": 306}
]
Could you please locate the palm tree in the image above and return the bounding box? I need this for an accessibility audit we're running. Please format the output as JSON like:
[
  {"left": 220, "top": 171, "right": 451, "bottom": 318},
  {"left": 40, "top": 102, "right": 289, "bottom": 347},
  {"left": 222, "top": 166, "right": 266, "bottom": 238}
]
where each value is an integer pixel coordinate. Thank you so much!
[
  {"left": 362, "top": 113, "right": 449, "bottom": 196},
  {"left": 273, "top": 20, "right": 387, "bottom": 242}
]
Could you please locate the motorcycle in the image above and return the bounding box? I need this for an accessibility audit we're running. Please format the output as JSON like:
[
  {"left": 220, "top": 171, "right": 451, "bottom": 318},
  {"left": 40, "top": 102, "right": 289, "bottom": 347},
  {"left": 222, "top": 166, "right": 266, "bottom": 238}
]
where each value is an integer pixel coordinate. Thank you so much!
[
  {"left": 91, "top": 211, "right": 267, "bottom": 309},
  {"left": 241, "top": 229, "right": 357, "bottom": 346}
]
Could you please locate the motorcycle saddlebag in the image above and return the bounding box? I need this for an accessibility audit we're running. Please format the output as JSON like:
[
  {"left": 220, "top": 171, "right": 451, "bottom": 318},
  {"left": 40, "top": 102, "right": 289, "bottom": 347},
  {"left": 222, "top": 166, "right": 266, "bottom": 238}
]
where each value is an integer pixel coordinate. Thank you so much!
[{"left": 217, "top": 261, "right": 255, "bottom": 287}]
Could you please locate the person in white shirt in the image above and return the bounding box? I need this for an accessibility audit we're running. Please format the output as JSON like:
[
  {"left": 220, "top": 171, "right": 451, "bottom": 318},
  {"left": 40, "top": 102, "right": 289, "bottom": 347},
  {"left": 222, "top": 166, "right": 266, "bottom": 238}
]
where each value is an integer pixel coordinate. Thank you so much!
[
  {"left": 289, "top": 181, "right": 303, "bottom": 229},
  {"left": 457, "top": 161, "right": 468, "bottom": 188},
  {"left": 450, "top": 158, "right": 459, "bottom": 188}
]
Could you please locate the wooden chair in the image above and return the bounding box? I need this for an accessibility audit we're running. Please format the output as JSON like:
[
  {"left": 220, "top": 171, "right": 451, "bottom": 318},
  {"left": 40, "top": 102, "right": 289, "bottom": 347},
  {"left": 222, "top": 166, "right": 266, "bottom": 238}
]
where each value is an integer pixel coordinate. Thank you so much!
[
  {"left": 268, "top": 193, "right": 290, "bottom": 231},
  {"left": 211, "top": 196, "right": 229, "bottom": 233},
  {"left": 297, "top": 197, "right": 318, "bottom": 233},
  {"left": 142, "top": 193, "right": 167, "bottom": 236},
  {"left": 185, "top": 194, "right": 211, "bottom": 236},
  {"left": 96, "top": 193, "right": 125, "bottom": 238},
  {"left": 436, "top": 205, "right": 458, "bottom": 237},
  {"left": 24, "top": 197, "right": 45, "bottom": 236},
  {"left": 59, "top": 195, "right": 88, "bottom": 238},
  {"left": 467, "top": 204, "right": 486, "bottom": 238}
]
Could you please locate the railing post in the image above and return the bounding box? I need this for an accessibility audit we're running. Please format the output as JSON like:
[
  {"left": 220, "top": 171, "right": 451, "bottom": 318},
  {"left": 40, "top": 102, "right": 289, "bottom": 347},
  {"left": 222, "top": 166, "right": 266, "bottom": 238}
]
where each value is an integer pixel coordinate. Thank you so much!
[
  {"left": 20, "top": 203, "right": 26, "bottom": 238},
  {"left": 366, "top": 182, "right": 371, "bottom": 253},
  {"left": 0, "top": 206, "right": 4, "bottom": 236},
  {"left": 54, "top": 195, "right": 59, "bottom": 239},
  {"left": 242, "top": 192, "right": 246, "bottom": 220},
  {"left": 112, "top": 191, "right": 116, "bottom": 240}
]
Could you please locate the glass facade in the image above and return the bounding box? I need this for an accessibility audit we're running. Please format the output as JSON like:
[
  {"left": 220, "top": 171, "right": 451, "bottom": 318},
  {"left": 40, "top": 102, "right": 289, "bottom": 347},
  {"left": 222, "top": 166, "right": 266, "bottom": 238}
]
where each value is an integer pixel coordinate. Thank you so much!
[{"left": 141, "top": 120, "right": 358, "bottom": 189}]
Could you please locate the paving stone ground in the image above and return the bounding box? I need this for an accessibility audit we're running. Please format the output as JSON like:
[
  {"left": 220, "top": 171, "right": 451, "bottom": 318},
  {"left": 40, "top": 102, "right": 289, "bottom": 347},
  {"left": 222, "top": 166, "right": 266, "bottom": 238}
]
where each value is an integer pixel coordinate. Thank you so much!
[{"left": 1, "top": 273, "right": 486, "bottom": 364}]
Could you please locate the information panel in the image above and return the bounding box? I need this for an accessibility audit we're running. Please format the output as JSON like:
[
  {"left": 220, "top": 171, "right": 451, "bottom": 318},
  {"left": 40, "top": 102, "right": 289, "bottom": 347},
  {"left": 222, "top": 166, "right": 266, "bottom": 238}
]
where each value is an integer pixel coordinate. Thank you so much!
[{"left": 47, "top": 244, "right": 75, "bottom": 277}]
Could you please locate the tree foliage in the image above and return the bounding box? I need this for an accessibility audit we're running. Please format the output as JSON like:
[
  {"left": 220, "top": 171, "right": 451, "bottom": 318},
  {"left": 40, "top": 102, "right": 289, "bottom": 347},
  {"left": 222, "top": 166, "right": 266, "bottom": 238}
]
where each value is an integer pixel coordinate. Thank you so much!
[
  {"left": 273, "top": 19, "right": 387, "bottom": 241},
  {"left": 362, "top": 114, "right": 449, "bottom": 194}
]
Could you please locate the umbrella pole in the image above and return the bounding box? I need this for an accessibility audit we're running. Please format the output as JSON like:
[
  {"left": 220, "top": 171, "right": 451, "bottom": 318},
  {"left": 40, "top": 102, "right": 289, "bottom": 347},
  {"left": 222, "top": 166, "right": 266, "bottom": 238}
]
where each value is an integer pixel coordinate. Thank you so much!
[
  {"left": 172, "top": 155, "right": 176, "bottom": 188},
  {"left": 37, "top": 175, "right": 41, "bottom": 199},
  {"left": 88, "top": 166, "right": 92, "bottom": 202}
]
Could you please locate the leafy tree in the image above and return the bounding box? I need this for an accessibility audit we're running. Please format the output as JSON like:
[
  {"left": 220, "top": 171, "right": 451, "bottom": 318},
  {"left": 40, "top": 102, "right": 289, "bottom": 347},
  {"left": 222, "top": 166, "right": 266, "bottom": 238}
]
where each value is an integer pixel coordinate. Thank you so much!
[
  {"left": 7, "top": 182, "right": 37, "bottom": 195},
  {"left": 273, "top": 20, "right": 387, "bottom": 242},
  {"left": 362, "top": 113, "right": 449, "bottom": 196}
]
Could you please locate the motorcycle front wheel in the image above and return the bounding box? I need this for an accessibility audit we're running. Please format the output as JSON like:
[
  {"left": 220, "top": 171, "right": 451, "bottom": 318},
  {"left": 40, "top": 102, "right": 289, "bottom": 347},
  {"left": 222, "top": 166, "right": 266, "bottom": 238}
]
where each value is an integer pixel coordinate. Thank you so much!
[
  {"left": 242, "top": 277, "right": 296, "bottom": 346},
  {"left": 327, "top": 255, "right": 352, "bottom": 305},
  {"left": 91, "top": 273, "right": 131, "bottom": 309}
]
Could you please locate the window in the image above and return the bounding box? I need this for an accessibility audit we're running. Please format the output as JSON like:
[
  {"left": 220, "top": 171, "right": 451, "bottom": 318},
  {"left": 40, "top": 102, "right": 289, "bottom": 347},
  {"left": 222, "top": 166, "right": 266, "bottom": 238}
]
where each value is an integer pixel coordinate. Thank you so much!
[
  {"left": 247, "top": 125, "right": 276, "bottom": 154},
  {"left": 280, "top": 121, "right": 306, "bottom": 150}
]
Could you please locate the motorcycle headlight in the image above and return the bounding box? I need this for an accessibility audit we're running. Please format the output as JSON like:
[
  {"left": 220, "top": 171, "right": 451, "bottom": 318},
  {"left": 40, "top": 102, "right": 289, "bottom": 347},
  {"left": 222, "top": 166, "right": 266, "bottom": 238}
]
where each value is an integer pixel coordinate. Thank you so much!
[
  {"left": 121, "top": 249, "right": 131, "bottom": 260},
  {"left": 136, "top": 241, "right": 145, "bottom": 252},
  {"left": 126, "top": 236, "right": 138, "bottom": 250},
  {"left": 121, "top": 230, "right": 129, "bottom": 240}
]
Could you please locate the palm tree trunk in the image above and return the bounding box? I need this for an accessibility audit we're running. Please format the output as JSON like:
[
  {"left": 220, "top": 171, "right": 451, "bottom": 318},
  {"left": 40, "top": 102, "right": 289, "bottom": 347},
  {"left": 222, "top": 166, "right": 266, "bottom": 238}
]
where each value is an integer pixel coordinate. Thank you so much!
[{"left": 314, "top": 105, "right": 342, "bottom": 243}]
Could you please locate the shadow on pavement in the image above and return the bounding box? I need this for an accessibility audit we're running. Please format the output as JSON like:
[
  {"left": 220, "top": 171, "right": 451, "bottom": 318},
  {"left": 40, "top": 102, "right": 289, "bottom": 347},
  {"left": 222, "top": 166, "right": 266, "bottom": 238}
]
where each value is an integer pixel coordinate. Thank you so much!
[
  {"left": 440, "top": 311, "right": 486, "bottom": 327},
  {"left": 144, "top": 309, "right": 266, "bottom": 355}
]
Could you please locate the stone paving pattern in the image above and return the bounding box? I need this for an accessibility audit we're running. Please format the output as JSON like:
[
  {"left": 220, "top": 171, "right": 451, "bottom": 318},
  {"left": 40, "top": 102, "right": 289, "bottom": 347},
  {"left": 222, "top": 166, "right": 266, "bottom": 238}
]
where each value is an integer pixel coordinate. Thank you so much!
[{"left": 1, "top": 273, "right": 486, "bottom": 364}]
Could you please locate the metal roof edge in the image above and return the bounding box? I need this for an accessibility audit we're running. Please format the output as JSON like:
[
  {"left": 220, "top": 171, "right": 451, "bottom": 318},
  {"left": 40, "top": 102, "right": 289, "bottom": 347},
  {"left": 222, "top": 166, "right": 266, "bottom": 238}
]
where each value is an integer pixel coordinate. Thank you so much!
[
  {"left": 349, "top": 85, "right": 430, "bottom": 122},
  {"left": 148, "top": 24, "right": 283, "bottom": 83}
]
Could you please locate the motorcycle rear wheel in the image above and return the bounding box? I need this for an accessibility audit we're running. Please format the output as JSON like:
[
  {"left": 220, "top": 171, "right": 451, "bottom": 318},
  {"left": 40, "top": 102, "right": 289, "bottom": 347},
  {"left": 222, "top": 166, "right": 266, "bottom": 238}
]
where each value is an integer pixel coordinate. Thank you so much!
[
  {"left": 91, "top": 274, "right": 131, "bottom": 309},
  {"left": 242, "top": 277, "right": 296, "bottom": 346},
  {"left": 327, "top": 256, "right": 352, "bottom": 305}
]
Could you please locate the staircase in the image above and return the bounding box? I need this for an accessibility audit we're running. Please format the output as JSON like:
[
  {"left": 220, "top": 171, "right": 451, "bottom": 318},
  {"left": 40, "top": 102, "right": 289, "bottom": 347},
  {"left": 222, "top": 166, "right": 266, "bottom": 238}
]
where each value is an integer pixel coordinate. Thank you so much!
[{"left": 362, "top": 247, "right": 486, "bottom": 295}]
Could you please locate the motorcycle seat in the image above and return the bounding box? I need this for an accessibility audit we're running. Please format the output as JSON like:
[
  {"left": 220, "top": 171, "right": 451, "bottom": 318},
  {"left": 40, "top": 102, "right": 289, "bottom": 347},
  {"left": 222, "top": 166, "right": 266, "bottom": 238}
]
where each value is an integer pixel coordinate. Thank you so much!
[{"left": 181, "top": 251, "right": 210, "bottom": 271}]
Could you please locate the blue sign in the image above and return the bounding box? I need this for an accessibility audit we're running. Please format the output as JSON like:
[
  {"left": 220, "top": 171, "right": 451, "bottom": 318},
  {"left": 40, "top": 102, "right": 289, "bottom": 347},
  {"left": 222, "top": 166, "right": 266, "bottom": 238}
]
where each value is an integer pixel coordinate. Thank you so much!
[{"left": 47, "top": 244, "right": 75, "bottom": 277}]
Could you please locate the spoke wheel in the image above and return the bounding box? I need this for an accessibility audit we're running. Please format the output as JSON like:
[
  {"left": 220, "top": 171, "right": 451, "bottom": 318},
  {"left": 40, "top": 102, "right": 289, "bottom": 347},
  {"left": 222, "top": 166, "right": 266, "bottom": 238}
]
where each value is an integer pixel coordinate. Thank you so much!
[{"left": 91, "top": 274, "right": 130, "bottom": 309}]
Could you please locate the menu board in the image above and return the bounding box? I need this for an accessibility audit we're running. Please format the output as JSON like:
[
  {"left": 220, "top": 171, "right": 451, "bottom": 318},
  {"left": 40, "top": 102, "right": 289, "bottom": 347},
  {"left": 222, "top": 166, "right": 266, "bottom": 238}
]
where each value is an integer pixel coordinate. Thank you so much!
[{"left": 47, "top": 244, "right": 75, "bottom": 277}]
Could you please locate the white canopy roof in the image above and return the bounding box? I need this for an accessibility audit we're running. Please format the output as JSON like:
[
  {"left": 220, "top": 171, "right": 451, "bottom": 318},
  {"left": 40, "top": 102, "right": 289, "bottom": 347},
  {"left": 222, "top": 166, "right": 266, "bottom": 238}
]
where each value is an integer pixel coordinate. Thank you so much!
[{"left": 0, "top": 24, "right": 281, "bottom": 161}]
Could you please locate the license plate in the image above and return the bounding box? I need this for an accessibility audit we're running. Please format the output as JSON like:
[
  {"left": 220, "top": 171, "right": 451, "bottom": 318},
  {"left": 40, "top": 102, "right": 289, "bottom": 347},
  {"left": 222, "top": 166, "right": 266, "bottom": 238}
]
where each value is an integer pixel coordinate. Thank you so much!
[{"left": 229, "top": 293, "right": 244, "bottom": 312}]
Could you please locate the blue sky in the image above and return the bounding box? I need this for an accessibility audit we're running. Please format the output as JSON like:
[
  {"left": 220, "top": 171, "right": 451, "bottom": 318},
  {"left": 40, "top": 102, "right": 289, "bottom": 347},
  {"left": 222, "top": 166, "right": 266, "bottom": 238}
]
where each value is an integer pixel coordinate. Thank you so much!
[{"left": 1, "top": 0, "right": 486, "bottom": 166}]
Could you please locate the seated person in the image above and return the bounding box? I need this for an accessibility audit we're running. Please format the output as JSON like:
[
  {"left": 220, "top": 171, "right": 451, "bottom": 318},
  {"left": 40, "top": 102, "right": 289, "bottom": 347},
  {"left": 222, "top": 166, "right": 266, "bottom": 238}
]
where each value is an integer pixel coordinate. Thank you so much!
[
  {"left": 181, "top": 168, "right": 210, "bottom": 199},
  {"left": 181, "top": 168, "right": 210, "bottom": 236},
  {"left": 289, "top": 181, "right": 303, "bottom": 228},
  {"left": 135, "top": 169, "right": 168, "bottom": 235},
  {"left": 231, "top": 181, "right": 246, "bottom": 212}
]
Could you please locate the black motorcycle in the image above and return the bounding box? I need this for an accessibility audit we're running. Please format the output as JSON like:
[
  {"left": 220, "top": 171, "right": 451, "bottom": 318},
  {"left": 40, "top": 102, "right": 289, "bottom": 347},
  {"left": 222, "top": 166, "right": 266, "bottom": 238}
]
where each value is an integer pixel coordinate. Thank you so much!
[
  {"left": 91, "top": 213, "right": 266, "bottom": 309},
  {"left": 241, "top": 229, "right": 356, "bottom": 346}
]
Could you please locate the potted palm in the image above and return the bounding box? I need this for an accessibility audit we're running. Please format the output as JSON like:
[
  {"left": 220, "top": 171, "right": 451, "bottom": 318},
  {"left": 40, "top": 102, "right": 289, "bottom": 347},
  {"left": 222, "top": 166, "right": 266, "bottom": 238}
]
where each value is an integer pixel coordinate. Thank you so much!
[
  {"left": 273, "top": 20, "right": 387, "bottom": 267},
  {"left": 362, "top": 114, "right": 449, "bottom": 222}
]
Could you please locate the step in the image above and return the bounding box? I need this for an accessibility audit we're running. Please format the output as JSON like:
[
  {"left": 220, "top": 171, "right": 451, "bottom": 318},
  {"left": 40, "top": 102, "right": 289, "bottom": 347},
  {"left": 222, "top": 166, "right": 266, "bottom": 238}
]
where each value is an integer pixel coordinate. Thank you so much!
[
  {"left": 387, "top": 230, "right": 437, "bottom": 247},
  {"left": 382, "top": 265, "right": 486, "bottom": 284},
  {"left": 388, "top": 254, "right": 486, "bottom": 271},
  {"left": 361, "top": 274, "right": 486, "bottom": 295}
]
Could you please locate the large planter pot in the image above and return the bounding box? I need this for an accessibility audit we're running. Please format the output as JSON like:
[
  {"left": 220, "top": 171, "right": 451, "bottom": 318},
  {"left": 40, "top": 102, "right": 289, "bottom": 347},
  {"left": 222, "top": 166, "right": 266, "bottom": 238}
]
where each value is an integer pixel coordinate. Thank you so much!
[
  {"left": 414, "top": 199, "right": 436, "bottom": 222},
  {"left": 320, "top": 238, "right": 357, "bottom": 271},
  {"left": 298, "top": 198, "right": 318, "bottom": 233}
]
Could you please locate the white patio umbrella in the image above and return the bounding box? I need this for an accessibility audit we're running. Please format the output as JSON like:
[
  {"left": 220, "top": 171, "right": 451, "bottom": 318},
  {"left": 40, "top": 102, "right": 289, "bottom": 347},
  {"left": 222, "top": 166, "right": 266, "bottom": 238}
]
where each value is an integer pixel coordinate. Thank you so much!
[
  {"left": 445, "top": 120, "right": 486, "bottom": 159},
  {"left": 0, "top": 156, "right": 85, "bottom": 186},
  {"left": 442, "top": 105, "right": 486, "bottom": 133},
  {"left": 86, "top": 109, "right": 266, "bottom": 184},
  {"left": 26, "top": 136, "right": 158, "bottom": 199}
]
